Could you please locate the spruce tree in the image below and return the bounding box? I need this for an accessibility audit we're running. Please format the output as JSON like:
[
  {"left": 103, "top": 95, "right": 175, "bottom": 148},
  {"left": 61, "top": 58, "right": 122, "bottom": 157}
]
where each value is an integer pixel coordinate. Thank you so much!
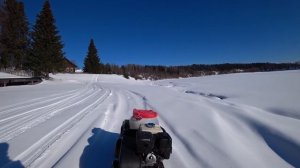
[
  {"left": 0, "top": 0, "right": 30, "bottom": 69},
  {"left": 83, "top": 39, "right": 101, "bottom": 74},
  {"left": 29, "top": 0, "right": 64, "bottom": 77},
  {"left": 0, "top": 3, "right": 4, "bottom": 68}
]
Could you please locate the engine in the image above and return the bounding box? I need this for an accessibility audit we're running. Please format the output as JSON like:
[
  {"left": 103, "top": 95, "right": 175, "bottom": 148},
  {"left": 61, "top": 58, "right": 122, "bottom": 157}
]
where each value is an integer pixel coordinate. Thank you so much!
[
  {"left": 113, "top": 109, "right": 172, "bottom": 168},
  {"left": 131, "top": 109, "right": 172, "bottom": 166},
  {"left": 136, "top": 123, "right": 172, "bottom": 163}
]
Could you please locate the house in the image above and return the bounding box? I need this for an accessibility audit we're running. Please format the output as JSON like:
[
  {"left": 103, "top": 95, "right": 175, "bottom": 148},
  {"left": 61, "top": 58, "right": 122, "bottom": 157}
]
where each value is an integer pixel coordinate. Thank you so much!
[{"left": 64, "top": 58, "right": 77, "bottom": 73}]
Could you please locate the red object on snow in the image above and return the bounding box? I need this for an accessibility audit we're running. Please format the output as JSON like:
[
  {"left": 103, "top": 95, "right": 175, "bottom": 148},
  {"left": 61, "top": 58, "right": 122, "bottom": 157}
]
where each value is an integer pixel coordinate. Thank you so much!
[{"left": 133, "top": 109, "right": 158, "bottom": 120}]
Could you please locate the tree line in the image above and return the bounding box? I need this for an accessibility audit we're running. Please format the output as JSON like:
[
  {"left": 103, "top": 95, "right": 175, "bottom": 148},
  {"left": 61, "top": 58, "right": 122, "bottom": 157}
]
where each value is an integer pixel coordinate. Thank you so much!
[
  {"left": 83, "top": 38, "right": 300, "bottom": 80},
  {"left": 88, "top": 62, "right": 299, "bottom": 80},
  {"left": 81, "top": 38, "right": 300, "bottom": 80},
  {"left": 81, "top": 39, "right": 300, "bottom": 79}
]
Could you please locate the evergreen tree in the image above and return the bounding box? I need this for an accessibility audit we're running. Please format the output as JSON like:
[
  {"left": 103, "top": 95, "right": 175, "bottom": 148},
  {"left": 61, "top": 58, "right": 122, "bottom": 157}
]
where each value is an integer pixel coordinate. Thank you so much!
[
  {"left": 28, "top": 0, "right": 64, "bottom": 77},
  {"left": 0, "top": 0, "right": 29, "bottom": 69},
  {"left": 0, "top": 2, "right": 4, "bottom": 68},
  {"left": 83, "top": 39, "right": 101, "bottom": 74}
]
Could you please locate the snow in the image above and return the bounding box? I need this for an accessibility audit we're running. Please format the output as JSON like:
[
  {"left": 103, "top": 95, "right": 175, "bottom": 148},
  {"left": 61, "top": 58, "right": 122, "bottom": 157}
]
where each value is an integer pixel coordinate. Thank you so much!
[
  {"left": 0, "top": 72, "right": 26, "bottom": 78},
  {"left": 0, "top": 70, "right": 300, "bottom": 168},
  {"left": 75, "top": 69, "right": 83, "bottom": 73}
]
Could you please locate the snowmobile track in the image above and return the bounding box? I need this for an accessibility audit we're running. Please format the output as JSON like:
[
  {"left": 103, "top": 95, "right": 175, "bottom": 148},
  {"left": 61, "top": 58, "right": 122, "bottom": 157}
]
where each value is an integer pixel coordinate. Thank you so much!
[
  {"left": 0, "top": 76, "right": 101, "bottom": 142},
  {"left": 0, "top": 89, "right": 102, "bottom": 141},
  {"left": 0, "top": 89, "right": 79, "bottom": 114},
  {"left": 11, "top": 88, "right": 111, "bottom": 167}
]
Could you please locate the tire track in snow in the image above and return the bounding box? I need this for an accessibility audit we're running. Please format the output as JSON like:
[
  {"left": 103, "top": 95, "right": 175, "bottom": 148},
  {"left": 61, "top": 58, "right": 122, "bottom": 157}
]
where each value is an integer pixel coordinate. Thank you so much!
[
  {"left": 0, "top": 86, "right": 94, "bottom": 128},
  {"left": 8, "top": 88, "right": 112, "bottom": 167},
  {"left": 53, "top": 89, "right": 147, "bottom": 168},
  {"left": 0, "top": 88, "right": 101, "bottom": 142},
  {"left": 0, "top": 89, "right": 79, "bottom": 113},
  {"left": 63, "top": 89, "right": 141, "bottom": 168},
  {"left": 0, "top": 75, "right": 100, "bottom": 142},
  {"left": 50, "top": 89, "right": 116, "bottom": 168},
  {"left": 0, "top": 89, "right": 78, "bottom": 116},
  {"left": 126, "top": 90, "right": 151, "bottom": 110},
  {"left": 0, "top": 75, "right": 98, "bottom": 123},
  {"left": 0, "top": 75, "right": 97, "bottom": 116},
  {"left": 0, "top": 83, "right": 96, "bottom": 124},
  {"left": 95, "top": 88, "right": 133, "bottom": 132},
  {"left": 0, "top": 89, "right": 86, "bottom": 123}
]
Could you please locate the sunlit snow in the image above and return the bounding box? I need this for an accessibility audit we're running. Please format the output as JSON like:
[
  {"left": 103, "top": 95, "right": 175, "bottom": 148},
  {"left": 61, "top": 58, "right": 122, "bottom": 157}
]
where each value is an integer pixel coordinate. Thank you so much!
[{"left": 0, "top": 70, "right": 299, "bottom": 168}]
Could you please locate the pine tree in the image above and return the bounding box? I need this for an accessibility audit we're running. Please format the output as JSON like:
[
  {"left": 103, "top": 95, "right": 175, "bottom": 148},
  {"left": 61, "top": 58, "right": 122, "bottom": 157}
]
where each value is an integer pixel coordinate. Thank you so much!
[
  {"left": 0, "top": 3, "right": 4, "bottom": 68},
  {"left": 83, "top": 39, "right": 101, "bottom": 74},
  {"left": 28, "top": 0, "right": 64, "bottom": 78},
  {"left": 0, "top": 0, "right": 30, "bottom": 69}
]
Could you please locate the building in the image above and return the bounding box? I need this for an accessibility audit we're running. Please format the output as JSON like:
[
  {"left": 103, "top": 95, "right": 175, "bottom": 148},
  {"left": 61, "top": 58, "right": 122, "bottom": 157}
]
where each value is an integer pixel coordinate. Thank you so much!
[{"left": 64, "top": 58, "right": 77, "bottom": 73}]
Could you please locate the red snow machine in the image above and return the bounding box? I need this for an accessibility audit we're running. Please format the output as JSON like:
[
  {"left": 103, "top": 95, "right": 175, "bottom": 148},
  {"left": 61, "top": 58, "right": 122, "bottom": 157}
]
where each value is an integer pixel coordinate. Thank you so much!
[{"left": 113, "top": 109, "right": 172, "bottom": 168}]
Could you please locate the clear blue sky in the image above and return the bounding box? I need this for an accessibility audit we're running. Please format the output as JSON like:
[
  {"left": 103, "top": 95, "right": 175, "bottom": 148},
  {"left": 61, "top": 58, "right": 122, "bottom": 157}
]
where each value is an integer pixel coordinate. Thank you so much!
[{"left": 23, "top": 0, "right": 300, "bottom": 68}]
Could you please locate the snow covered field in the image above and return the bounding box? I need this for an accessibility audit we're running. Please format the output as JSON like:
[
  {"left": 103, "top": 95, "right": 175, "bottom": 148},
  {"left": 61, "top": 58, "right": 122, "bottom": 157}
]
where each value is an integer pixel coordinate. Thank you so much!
[{"left": 0, "top": 70, "right": 299, "bottom": 168}]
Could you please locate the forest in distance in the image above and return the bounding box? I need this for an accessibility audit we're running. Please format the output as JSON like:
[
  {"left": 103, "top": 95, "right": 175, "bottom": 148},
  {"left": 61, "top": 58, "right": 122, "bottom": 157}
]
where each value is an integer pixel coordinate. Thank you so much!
[{"left": 108, "top": 62, "right": 300, "bottom": 80}]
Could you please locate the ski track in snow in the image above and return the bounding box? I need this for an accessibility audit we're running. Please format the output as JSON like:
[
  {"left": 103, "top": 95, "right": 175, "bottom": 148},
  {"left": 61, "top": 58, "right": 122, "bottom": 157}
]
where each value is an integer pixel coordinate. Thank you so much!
[
  {"left": 0, "top": 71, "right": 300, "bottom": 168},
  {"left": 0, "top": 75, "right": 111, "bottom": 167}
]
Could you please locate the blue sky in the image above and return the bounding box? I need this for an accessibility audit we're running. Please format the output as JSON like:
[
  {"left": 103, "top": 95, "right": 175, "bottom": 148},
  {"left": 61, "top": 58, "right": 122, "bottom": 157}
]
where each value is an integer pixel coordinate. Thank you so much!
[{"left": 23, "top": 0, "right": 300, "bottom": 68}]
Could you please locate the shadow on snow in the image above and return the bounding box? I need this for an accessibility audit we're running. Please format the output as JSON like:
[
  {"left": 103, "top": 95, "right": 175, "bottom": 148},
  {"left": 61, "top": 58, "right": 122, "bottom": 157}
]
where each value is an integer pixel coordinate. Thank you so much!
[
  {"left": 233, "top": 112, "right": 300, "bottom": 167},
  {"left": 256, "top": 126, "right": 300, "bottom": 167},
  {"left": 0, "top": 143, "right": 24, "bottom": 168},
  {"left": 80, "top": 128, "right": 119, "bottom": 168}
]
